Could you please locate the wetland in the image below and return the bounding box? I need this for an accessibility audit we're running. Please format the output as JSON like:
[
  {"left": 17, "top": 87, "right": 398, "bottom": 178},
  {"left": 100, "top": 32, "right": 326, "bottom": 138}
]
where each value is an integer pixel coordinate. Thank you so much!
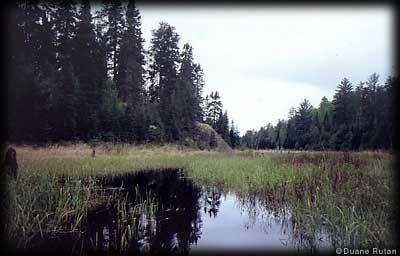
[{"left": 1, "top": 144, "right": 396, "bottom": 254}]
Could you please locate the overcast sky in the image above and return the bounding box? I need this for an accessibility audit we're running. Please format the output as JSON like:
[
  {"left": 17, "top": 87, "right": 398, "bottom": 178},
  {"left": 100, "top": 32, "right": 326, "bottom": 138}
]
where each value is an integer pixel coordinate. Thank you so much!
[{"left": 136, "top": 5, "right": 394, "bottom": 135}]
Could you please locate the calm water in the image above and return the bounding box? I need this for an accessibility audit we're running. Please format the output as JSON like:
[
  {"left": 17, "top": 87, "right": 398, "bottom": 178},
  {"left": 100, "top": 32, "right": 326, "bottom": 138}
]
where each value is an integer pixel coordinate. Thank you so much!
[{"left": 28, "top": 169, "right": 334, "bottom": 254}]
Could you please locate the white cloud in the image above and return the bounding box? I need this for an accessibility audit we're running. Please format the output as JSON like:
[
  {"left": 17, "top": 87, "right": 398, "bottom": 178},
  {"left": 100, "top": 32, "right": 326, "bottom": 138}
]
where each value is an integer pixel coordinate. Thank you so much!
[
  {"left": 138, "top": 5, "right": 394, "bottom": 135},
  {"left": 206, "top": 78, "right": 331, "bottom": 134}
]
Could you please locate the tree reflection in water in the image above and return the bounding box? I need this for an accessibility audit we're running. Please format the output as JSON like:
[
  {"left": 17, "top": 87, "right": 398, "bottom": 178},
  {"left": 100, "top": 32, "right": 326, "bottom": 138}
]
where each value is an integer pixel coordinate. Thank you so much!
[
  {"left": 31, "top": 170, "right": 333, "bottom": 254},
  {"left": 234, "top": 191, "right": 332, "bottom": 252},
  {"left": 202, "top": 185, "right": 222, "bottom": 218},
  {"left": 87, "top": 169, "right": 203, "bottom": 254}
]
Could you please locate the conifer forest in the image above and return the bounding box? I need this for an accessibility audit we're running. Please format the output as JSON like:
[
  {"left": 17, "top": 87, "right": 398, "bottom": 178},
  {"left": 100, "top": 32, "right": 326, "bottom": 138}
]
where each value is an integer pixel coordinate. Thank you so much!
[
  {"left": 2, "top": 1, "right": 397, "bottom": 255},
  {"left": 5, "top": 1, "right": 397, "bottom": 150}
]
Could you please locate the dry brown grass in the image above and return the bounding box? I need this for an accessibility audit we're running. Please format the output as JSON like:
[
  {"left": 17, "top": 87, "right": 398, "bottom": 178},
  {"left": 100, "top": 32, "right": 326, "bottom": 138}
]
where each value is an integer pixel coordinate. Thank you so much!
[{"left": 7, "top": 142, "right": 206, "bottom": 161}]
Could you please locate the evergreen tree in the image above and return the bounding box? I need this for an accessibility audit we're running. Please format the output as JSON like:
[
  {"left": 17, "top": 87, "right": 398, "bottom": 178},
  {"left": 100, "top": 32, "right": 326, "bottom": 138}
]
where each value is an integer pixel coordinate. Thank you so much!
[
  {"left": 202, "top": 94, "right": 210, "bottom": 123},
  {"left": 383, "top": 76, "right": 397, "bottom": 150},
  {"left": 332, "top": 78, "right": 354, "bottom": 129},
  {"left": 242, "top": 130, "right": 257, "bottom": 149},
  {"left": 363, "top": 73, "right": 380, "bottom": 148},
  {"left": 294, "top": 99, "right": 314, "bottom": 149},
  {"left": 176, "top": 43, "right": 199, "bottom": 138},
  {"left": 216, "top": 110, "right": 230, "bottom": 143},
  {"left": 331, "top": 78, "right": 355, "bottom": 149},
  {"left": 148, "top": 22, "right": 181, "bottom": 141},
  {"left": 275, "top": 119, "right": 287, "bottom": 150},
  {"left": 116, "top": 0, "right": 146, "bottom": 142},
  {"left": 6, "top": 2, "right": 58, "bottom": 142},
  {"left": 207, "top": 91, "right": 223, "bottom": 128},
  {"left": 73, "top": 0, "right": 104, "bottom": 140},
  {"left": 100, "top": 80, "right": 124, "bottom": 140},
  {"left": 54, "top": 62, "right": 79, "bottom": 140},
  {"left": 98, "top": 0, "right": 124, "bottom": 80},
  {"left": 319, "top": 112, "right": 332, "bottom": 149},
  {"left": 193, "top": 63, "right": 205, "bottom": 121},
  {"left": 317, "top": 97, "right": 333, "bottom": 128},
  {"left": 257, "top": 124, "right": 275, "bottom": 149},
  {"left": 34, "top": 3, "right": 59, "bottom": 142},
  {"left": 229, "top": 120, "right": 241, "bottom": 148},
  {"left": 5, "top": 3, "right": 396, "bottom": 152},
  {"left": 283, "top": 107, "right": 296, "bottom": 149},
  {"left": 116, "top": 0, "right": 145, "bottom": 103},
  {"left": 52, "top": 1, "right": 80, "bottom": 141}
]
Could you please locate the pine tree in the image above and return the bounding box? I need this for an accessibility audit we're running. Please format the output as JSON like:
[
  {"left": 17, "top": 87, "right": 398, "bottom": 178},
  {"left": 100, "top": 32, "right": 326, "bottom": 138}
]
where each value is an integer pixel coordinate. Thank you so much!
[
  {"left": 242, "top": 130, "right": 257, "bottom": 149},
  {"left": 100, "top": 80, "right": 124, "bottom": 141},
  {"left": 148, "top": 22, "right": 181, "bottom": 141},
  {"left": 275, "top": 119, "right": 287, "bottom": 150},
  {"left": 319, "top": 112, "right": 332, "bottom": 149},
  {"left": 383, "top": 76, "right": 397, "bottom": 150},
  {"left": 216, "top": 110, "right": 230, "bottom": 143},
  {"left": 6, "top": 1, "right": 25, "bottom": 141},
  {"left": 72, "top": 0, "right": 104, "bottom": 140},
  {"left": 6, "top": 2, "right": 59, "bottom": 142},
  {"left": 352, "top": 82, "right": 365, "bottom": 149},
  {"left": 294, "top": 99, "right": 314, "bottom": 149},
  {"left": 332, "top": 78, "right": 354, "bottom": 129},
  {"left": 364, "top": 73, "right": 380, "bottom": 148},
  {"left": 207, "top": 91, "right": 223, "bottom": 129},
  {"left": 53, "top": 1, "right": 79, "bottom": 140},
  {"left": 331, "top": 78, "right": 355, "bottom": 150},
  {"left": 176, "top": 43, "right": 198, "bottom": 138},
  {"left": 283, "top": 107, "right": 296, "bottom": 149},
  {"left": 193, "top": 63, "right": 205, "bottom": 121},
  {"left": 229, "top": 120, "right": 240, "bottom": 148},
  {"left": 117, "top": 0, "right": 145, "bottom": 103},
  {"left": 98, "top": 0, "right": 124, "bottom": 80},
  {"left": 202, "top": 94, "right": 210, "bottom": 123},
  {"left": 34, "top": 3, "right": 59, "bottom": 142},
  {"left": 54, "top": 62, "right": 80, "bottom": 140},
  {"left": 116, "top": 0, "right": 146, "bottom": 142}
]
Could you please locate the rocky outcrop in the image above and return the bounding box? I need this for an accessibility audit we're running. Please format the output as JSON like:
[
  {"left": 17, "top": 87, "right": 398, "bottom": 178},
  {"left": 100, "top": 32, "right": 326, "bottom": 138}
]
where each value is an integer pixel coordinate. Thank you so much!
[{"left": 194, "top": 122, "right": 232, "bottom": 151}]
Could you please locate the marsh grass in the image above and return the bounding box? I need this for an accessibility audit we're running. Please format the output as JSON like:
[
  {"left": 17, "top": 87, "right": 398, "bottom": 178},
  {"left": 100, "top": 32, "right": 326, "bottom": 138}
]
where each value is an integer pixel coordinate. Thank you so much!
[
  {"left": 2, "top": 144, "right": 395, "bottom": 251},
  {"left": 94, "top": 185, "right": 158, "bottom": 253}
]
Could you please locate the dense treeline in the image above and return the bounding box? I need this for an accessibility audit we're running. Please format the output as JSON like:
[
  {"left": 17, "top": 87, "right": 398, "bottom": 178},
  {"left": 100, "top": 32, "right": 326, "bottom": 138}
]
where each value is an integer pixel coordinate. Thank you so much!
[
  {"left": 5, "top": 2, "right": 396, "bottom": 151},
  {"left": 5, "top": 1, "right": 238, "bottom": 146},
  {"left": 241, "top": 74, "right": 397, "bottom": 151}
]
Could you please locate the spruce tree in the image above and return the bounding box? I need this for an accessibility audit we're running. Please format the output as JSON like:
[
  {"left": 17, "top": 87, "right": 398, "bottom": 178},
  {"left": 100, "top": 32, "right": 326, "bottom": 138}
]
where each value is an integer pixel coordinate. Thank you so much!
[
  {"left": 148, "top": 22, "right": 181, "bottom": 141},
  {"left": 332, "top": 78, "right": 354, "bottom": 129},
  {"left": 116, "top": 0, "right": 146, "bottom": 142},
  {"left": 73, "top": 0, "right": 103, "bottom": 140},
  {"left": 98, "top": 0, "right": 124, "bottom": 80},
  {"left": 53, "top": 1, "right": 79, "bottom": 140},
  {"left": 331, "top": 78, "right": 355, "bottom": 150},
  {"left": 283, "top": 107, "right": 296, "bottom": 149},
  {"left": 216, "top": 110, "right": 230, "bottom": 143},
  {"left": 229, "top": 120, "right": 240, "bottom": 148},
  {"left": 294, "top": 99, "right": 314, "bottom": 149},
  {"left": 383, "top": 76, "right": 397, "bottom": 150},
  {"left": 193, "top": 63, "right": 205, "bottom": 121},
  {"left": 207, "top": 91, "right": 223, "bottom": 129},
  {"left": 176, "top": 43, "right": 198, "bottom": 138}
]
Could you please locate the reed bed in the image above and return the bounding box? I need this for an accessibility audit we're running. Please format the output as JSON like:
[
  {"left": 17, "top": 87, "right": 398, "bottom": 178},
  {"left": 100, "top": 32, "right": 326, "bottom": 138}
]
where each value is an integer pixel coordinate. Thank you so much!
[{"left": 1, "top": 144, "right": 395, "bottom": 251}]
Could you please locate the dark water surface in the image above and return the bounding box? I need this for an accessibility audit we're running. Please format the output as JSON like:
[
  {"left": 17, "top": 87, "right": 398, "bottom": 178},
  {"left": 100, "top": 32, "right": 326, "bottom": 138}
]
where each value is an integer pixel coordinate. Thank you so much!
[{"left": 29, "top": 169, "right": 334, "bottom": 254}]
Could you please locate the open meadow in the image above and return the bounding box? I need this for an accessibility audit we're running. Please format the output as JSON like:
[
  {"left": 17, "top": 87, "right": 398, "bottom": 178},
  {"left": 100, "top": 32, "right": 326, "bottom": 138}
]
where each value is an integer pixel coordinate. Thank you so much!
[{"left": 1, "top": 143, "right": 396, "bottom": 254}]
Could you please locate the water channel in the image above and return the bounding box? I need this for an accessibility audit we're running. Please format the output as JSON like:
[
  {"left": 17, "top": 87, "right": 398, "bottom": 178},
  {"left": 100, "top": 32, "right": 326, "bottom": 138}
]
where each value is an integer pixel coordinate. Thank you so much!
[{"left": 32, "top": 169, "right": 335, "bottom": 254}]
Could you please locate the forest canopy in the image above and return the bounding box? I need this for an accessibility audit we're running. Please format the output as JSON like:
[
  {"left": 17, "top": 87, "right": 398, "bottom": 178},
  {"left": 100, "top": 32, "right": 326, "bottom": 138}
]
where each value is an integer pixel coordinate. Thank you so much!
[
  {"left": 4, "top": 1, "right": 397, "bottom": 151},
  {"left": 241, "top": 74, "right": 397, "bottom": 151},
  {"left": 5, "top": 1, "right": 236, "bottom": 146}
]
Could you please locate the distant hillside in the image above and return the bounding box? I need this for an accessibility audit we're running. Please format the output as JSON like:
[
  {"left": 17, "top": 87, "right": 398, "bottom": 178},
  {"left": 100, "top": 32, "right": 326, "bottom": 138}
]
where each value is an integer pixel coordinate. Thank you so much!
[{"left": 194, "top": 122, "right": 232, "bottom": 151}]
